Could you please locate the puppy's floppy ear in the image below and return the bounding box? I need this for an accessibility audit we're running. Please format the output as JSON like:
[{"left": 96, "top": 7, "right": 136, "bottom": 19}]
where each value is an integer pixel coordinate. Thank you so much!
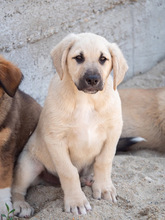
[
  {"left": 109, "top": 43, "right": 128, "bottom": 90},
  {"left": 51, "top": 34, "right": 77, "bottom": 80},
  {"left": 0, "top": 56, "right": 23, "bottom": 97}
]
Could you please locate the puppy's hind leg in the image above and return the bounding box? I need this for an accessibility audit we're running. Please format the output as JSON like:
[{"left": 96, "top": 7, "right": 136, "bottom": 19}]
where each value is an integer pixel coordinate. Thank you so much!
[{"left": 12, "top": 150, "right": 44, "bottom": 218}]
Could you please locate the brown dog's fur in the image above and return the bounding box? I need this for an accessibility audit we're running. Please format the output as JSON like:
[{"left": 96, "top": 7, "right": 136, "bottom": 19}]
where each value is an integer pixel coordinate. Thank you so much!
[
  {"left": 119, "top": 88, "right": 165, "bottom": 152},
  {"left": 0, "top": 56, "right": 41, "bottom": 215}
]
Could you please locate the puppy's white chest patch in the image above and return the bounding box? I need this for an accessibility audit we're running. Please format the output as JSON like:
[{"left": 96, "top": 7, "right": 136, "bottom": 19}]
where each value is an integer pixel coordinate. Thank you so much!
[
  {"left": 68, "top": 96, "right": 106, "bottom": 168},
  {"left": 73, "top": 99, "right": 98, "bottom": 144}
]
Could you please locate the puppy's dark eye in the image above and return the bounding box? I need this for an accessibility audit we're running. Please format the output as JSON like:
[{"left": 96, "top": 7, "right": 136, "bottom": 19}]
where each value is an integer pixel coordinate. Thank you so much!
[
  {"left": 99, "top": 54, "right": 107, "bottom": 65},
  {"left": 73, "top": 53, "right": 85, "bottom": 64}
]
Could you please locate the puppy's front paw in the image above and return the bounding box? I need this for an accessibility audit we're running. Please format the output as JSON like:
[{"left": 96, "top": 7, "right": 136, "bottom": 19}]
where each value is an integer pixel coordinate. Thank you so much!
[
  {"left": 13, "top": 200, "right": 34, "bottom": 218},
  {"left": 0, "top": 200, "right": 13, "bottom": 219},
  {"left": 92, "top": 180, "right": 117, "bottom": 203},
  {"left": 64, "top": 191, "right": 92, "bottom": 215}
]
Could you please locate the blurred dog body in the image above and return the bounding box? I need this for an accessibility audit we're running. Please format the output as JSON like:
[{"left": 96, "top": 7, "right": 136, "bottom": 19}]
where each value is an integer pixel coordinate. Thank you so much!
[{"left": 118, "top": 88, "right": 165, "bottom": 152}]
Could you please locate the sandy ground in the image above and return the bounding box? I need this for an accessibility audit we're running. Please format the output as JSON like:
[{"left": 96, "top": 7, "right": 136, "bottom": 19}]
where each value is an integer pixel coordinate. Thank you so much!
[{"left": 16, "top": 60, "right": 165, "bottom": 220}]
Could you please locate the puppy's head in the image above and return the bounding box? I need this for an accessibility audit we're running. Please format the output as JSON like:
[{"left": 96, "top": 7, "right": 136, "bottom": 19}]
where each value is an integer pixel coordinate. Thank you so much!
[
  {"left": 51, "top": 33, "right": 128, "bottom": 93},
  {"left": 0, "top": 56, "right": 23, "bottom": 97}
]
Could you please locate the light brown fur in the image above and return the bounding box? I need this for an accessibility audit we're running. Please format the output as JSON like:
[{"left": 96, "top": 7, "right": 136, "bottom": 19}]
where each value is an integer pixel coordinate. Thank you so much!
[
  {"left": 0, "top": 127, "right": 11, "bottom": 149},
  {"left": 119, "top": 88, "right": 165, "bottom": 152},
  {"left": 12, "top": 33, "right": 128, "bottom": 217},
  {"left": 0, "top": 128, "right": 12, "bottom": 189}
]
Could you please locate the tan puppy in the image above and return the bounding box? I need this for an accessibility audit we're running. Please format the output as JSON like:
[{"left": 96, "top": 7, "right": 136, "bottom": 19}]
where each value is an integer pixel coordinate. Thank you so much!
[
  {"left": 117, "top": 88, "right": 165, "bottom": 152},
  {"left": 12, "top": 33, "right": 128, "bottom": 217},
  {"left": 0, "top": 56, "right": 41, "bottom": 217}
]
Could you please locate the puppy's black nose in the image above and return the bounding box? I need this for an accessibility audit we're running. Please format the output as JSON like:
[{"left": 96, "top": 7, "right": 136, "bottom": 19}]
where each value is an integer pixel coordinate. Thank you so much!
[{"left": 85, "top": 75, "right": 101, "bottom": 87}]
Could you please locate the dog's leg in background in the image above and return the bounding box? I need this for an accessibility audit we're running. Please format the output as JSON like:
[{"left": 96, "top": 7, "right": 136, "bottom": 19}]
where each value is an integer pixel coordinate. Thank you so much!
[
  {"left": 116, "top": 137, "right": 146, "bottom": 152},
  {"left": 92, "top": 127, "right": 121, "bottom": 203},
  {"left": 12, "top": 150, "right": 44, "bottom": 218},
  {"left": 0, "top": 168, "right": 13, "bottom": 217},
  {"left": 0, "top": 129, "right": 14, "bottom": 217}
]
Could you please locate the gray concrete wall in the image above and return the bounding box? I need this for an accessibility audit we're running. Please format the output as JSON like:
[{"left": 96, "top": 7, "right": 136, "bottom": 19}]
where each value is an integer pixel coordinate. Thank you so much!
[{"left": 0, "top": 0, "right": 165, "bottom": 105}]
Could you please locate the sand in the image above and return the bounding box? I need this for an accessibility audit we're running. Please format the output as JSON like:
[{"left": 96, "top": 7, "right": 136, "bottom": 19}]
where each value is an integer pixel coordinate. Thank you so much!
[{"left": 15, "top": 60, "right": 165, "bottom": 220}]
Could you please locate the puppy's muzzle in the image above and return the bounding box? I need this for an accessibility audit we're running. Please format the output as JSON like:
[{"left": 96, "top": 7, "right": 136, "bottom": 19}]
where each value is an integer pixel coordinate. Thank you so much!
[{"left": 77, "top": 71, "right": 103, "bottom": 94}]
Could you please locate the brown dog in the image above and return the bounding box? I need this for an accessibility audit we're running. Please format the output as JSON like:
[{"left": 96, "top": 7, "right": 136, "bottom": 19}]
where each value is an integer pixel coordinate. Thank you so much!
[
  {"left": 0, "top": 56, "right": 41, "bottom": 216},
  {"left": 117, "top": 88, "right": 165, "bottom": 152}
]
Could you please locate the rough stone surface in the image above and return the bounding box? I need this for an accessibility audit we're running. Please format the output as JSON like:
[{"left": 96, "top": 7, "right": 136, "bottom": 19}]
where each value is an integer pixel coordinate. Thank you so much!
[
  {"left": 119, "top": 59, "right": 165, "bottom": 89},
  {"left": 0, "top": 0, "right": 165, "bottom": 104}
]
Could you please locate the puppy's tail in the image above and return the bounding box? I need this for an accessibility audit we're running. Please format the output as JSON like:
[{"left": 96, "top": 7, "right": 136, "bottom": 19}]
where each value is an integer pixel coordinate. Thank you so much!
[{"left": 116, "top": 137, "right": 146, "bottom": 152}]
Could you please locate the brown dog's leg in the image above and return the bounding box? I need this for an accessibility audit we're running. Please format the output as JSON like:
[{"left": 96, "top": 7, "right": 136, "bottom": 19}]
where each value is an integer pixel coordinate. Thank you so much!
[
  {"left": 0, "top": 157, "right": 13, "bottom": 217},
  {"left": 0, "top": 127, "right": 14, "bottom": 216}
]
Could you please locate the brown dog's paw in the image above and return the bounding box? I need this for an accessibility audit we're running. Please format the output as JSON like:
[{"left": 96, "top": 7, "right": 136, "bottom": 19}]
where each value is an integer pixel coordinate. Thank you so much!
[
  {"left": 0, "top": 188, "right": 13, "bottom": 218},
  {"left": 0, "top": 200, "right": 13, "bottom": 218}
]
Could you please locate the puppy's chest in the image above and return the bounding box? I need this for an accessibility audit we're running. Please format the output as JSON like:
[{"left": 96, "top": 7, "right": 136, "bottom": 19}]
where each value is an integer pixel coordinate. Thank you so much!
[{"left": 67, "top": 101, "right": 107, "bottom": 161}]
